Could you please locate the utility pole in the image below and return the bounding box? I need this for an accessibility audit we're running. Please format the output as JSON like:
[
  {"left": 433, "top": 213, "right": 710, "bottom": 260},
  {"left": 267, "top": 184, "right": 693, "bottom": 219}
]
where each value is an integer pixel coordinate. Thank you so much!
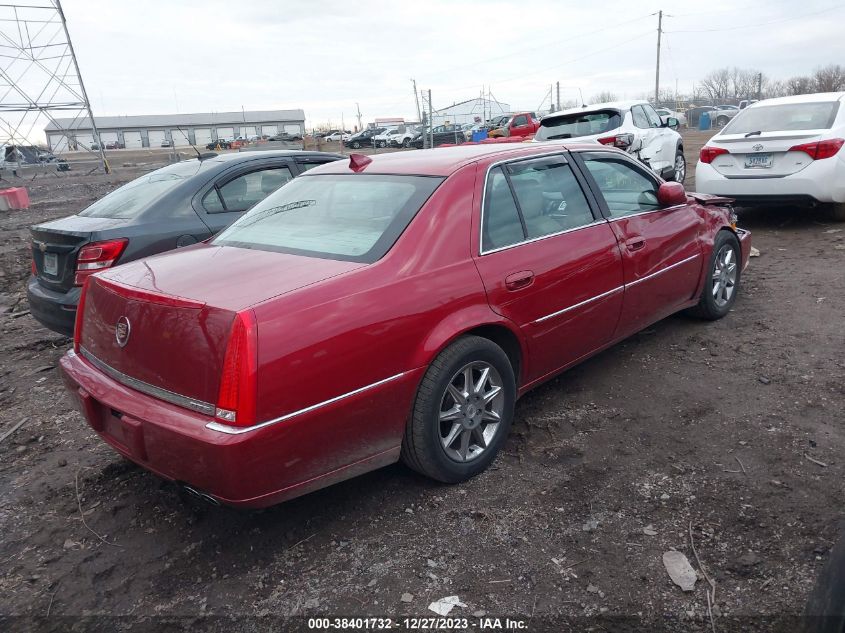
[
  {"left": 428, "top": 89, "right": 433, "bottom": 149},
  {"left": 355, "top": 102, "right": 363, "bottom": 132},
  {"left": 411, "top": 79, "right": 421, "bottom": 124},
  {"left": 556, "top": 81, "right": 561, "bottom": 112},
  {"left": 654, "top": 9, "right": 663, "bottom": 105}
]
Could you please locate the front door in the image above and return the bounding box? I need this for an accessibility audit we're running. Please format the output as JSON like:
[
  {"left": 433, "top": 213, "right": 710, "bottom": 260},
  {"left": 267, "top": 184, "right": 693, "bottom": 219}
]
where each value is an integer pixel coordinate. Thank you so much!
[
  {"left": 472, "top": 153, "right": 625, "bottom": 384},
  {"left": 576, "top": 152, "right": 703, "bottom": 339}
]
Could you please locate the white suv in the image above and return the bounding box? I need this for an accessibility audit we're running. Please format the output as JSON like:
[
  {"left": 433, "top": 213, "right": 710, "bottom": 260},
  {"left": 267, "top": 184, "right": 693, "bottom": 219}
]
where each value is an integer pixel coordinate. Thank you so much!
[
  {"left": 695, "top": 92, "right": 845, "bottom": 221},
  {"left": 534, "top": 101, "right": 685, "bottom": 182}
]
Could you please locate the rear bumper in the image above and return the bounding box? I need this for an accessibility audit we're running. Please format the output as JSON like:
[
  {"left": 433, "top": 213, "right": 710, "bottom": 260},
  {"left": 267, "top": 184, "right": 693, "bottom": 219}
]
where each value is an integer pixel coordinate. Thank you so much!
[
  {"left": 26, "top": 276, "right": 78, "bottom": 336},
  {"left": 695, "top": 158, "right": 845, "bottom": 204},
  {"left": 60, "top": 350, "right": 418, "bottom": 508}
]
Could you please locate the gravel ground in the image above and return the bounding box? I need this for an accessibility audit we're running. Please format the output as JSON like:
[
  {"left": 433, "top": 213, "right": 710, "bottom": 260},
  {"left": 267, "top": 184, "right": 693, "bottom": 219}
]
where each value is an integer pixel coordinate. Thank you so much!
[{"left": 0, "top": 132, "right": 843, "bottom": 632}]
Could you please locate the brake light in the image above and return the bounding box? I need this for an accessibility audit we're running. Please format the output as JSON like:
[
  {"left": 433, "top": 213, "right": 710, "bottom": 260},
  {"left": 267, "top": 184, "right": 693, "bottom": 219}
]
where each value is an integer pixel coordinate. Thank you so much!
[
  {"left": 700, "top": 146, "right": 729, "bottom": 164},
  {"left": 30, "top": 257, "right": 36, "bottom": 276},
  {"left": 598, "top": 133, "right": 634, "bottom": 149},
  {"left": 74, "top": 238, "right": 128, "bottom": 286},
  {"left": 73, "top": 278, "right": 89, "bottom": 354},
  {"left": 215, "top": 310, "right": 258, "bottom": 428},
  {"left": 788, "top": 138, "right": 844, "bottom": 160}
]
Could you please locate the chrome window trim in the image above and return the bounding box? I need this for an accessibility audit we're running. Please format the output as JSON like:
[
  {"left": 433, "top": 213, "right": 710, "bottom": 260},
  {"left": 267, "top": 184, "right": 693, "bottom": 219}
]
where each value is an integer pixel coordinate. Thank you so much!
[
  {"left": 478, "top": 150, "right": 604, "bottom": 256},
  {"left": 205, "top": 372, "right": 408, "bottom": 435},
  {"left": 79, "top": 346, "right": 216, "bottom": 416},
  {"left": 532, "top": 286, "right": 624, "bottom": 324}
]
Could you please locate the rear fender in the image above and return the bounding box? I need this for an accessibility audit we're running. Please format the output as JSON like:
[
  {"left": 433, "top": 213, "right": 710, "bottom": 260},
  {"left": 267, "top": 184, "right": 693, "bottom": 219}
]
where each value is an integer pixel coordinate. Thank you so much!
[{"left": 410, "top": 304, "right": 528, "bottom": 384}]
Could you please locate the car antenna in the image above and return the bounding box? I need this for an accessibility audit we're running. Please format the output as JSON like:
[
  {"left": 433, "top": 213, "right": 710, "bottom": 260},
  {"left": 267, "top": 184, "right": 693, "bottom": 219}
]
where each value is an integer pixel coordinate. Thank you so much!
[{"left": 178, "top": 125, "right": 217, "bottom": 160}]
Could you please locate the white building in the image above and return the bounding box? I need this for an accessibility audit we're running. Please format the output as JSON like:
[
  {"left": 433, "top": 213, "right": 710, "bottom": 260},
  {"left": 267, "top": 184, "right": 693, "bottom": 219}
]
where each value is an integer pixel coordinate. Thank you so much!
[
  {"left": 44, "top": 109, "right": 305, "bottom": 151},
  {"left": 432, "top": 97, "right": 511, "bottom": 126}
]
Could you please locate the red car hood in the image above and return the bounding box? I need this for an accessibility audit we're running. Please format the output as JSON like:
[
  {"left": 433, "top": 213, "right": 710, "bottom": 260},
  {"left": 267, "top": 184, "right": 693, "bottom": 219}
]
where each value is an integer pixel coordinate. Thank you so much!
[{"left": 97, "top": 243, "right": 367, "bottom": 312}]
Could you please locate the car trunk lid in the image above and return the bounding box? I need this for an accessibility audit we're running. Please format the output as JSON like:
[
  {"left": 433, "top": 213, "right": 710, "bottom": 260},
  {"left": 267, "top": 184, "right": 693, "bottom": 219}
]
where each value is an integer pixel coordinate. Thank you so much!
[
  {"left": 31, "top": 215, "right": 130, "bottom": 292},
  {"left": 77, "top": 244, "right": 366, "bottom": 412},
  {"left": 707, "top": 130, "right": 829, "bottom": 178}
]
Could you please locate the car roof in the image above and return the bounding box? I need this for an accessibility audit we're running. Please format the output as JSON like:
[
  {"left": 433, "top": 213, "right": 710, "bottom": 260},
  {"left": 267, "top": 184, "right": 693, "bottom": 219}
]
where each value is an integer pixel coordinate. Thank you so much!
[
  {"left": 200, "top": 150, "right": 342, "bottom": 165},
  {"left": 746, "top": 92, "right": 845, "bottom": 108},
  {"left": 542, "top": 100, "right": 648, "bottom": 119},
  {"left": 304, "top": 142, "right": 603, "bottom": 177}
]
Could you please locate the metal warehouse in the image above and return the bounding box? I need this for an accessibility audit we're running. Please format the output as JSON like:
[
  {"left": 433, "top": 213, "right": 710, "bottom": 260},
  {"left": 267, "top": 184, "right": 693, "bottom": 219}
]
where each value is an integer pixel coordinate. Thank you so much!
[
  {"left": 432, "top": 97, "right": 510, "bottom": 126},
  {"left": 44, "top": 109, "right": 305, "bottom": 151}
]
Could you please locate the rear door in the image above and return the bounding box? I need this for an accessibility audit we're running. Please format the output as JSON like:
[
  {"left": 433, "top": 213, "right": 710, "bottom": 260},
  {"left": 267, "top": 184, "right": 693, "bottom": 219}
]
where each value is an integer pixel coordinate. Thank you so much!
[
  {"left": 643, "top": 103, "right": 676, "bottom": 173},
  {"left": 196, "top": 159, "right": 296, "bottom": 232},
  {"left": 576, "top": 151, "right": 702, "bottom": 338},
  {"left": 472, "top": 152, "right": 625, "bottom": 383},
  {"left": 631, "top": 105, "right": 663, "bottom": 173}
]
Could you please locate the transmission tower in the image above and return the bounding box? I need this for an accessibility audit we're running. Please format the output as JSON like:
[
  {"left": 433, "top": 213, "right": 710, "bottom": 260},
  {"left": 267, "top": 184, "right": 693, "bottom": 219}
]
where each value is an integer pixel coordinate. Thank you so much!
[{"left": 0, "top": 0, "right": 109, "bottom": 174}]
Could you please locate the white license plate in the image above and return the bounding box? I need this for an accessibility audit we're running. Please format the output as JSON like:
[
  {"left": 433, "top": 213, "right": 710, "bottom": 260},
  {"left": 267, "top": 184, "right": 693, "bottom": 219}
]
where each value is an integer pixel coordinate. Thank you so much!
[
  {"left": 43, "top": 252, "right": 57, "bottom": 276},
  {"left": 745, "top": 153, "right": 773, "bottom": 169}
]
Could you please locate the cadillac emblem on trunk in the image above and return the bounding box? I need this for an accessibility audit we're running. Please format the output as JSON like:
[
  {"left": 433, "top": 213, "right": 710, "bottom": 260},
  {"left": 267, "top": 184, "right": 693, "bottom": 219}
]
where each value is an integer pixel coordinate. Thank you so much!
[{"left": 115, "top": 316, "right": 131, "bottom": 347}]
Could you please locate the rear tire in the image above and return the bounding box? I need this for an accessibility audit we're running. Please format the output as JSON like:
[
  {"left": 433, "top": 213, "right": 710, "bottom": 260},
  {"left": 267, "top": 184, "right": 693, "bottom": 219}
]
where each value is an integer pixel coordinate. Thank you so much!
[
  {"left": 829, "top": 203, "right": 845, "bottom": 222},
  {"left": 687, "top": 230, "right": 741, "bottom": 320},
  {"left": 401, "top": 336, "right": 516, "bottom": 483},
  {"left": 402, "top": 138, "right": 411, "bottom": 148},
  {"left": 716, "top": 116, "right": 729, "bottom": 126},
  {"left": 351, "top": 141, "right": 361, "bottom": 149}
]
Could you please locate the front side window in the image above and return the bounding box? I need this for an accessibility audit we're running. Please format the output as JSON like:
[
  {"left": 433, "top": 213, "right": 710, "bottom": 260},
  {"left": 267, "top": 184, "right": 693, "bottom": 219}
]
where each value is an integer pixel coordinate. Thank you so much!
[
  {"left": 203, "top": 166, "right": 293, "bottom": 213},
  {"left": 643, "top": 104, "right": 663, "bottom": 128},
  {"left": 582, "top": 156, "right": 660, "bottom": 217},
  {"left": 512, "top": 115, "right": 528, "bottom": 126},
  {"left": 213, "top": 174, "right": 443, "bottom": 263}
]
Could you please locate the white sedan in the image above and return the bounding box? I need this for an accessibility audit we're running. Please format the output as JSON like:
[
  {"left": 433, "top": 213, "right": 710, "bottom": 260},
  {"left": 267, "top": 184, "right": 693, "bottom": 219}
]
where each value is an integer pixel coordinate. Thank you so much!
[
  {"left": 695, "top": 92, "right": 845, "bottom": 221},
  {"left": 324, "top": 131, "right": 350, "bottom": 142}
]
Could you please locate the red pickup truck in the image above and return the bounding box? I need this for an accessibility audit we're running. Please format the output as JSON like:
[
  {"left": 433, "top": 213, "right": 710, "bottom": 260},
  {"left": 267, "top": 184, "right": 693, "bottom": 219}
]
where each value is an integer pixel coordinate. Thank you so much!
[{"left": 489, "top": 112, "right": 540, "bottom": 138}]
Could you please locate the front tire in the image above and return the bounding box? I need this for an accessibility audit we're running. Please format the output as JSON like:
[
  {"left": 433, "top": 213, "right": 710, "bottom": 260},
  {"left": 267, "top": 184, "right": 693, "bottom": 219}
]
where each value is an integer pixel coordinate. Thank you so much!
[
  {"left": 401, "top": 336, "right": 516, "bottom": 483},
  {"left": 687, "top": 230, "right": 741, "bottom": 320},
  {"left": 829, "top": 203, "right": 845, "bottom": 222},
  {"left": 716, "top": 116, "right": 729, "bottom": 127},
  {"left": 671, "top": 148, "right": 686, "bottom": 183},
  {"left": 402, "top": 138, "right": 411, "bottom": 148}
]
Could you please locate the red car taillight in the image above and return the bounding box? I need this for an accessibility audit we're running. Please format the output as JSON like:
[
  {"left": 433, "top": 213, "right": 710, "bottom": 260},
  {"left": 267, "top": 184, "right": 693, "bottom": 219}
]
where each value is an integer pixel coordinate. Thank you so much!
[
  {"left": 788, "top": 138, "right": 844, "bottom": 160},
  {"left": 74, "top": 238, "right": 128, "bottom": 286},
  {"left": 598, "top": 133, "right": 634, "bottom": 149},
  {"left": 215, "top": 310, "right": 258, "bottom": 428},
  {"left": 30, "top": 257, "right": 36, "bottom": 276},
  {"left": 73, "top": 278, "right": 90, "bottom": 354},
  {"left": 700, "top": 146, "right": 729, "bottom": 164}
]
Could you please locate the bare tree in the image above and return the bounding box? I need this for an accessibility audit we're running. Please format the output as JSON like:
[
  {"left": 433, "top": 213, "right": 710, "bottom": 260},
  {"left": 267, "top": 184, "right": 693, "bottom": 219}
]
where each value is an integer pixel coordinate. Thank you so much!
[
  {"left": 590, "top": 91, "right": 618, "bottom": 104},
  {"left": 812, "top": 64, "right": 845, "bottom": 92},
  {"left": 763, "top": 79, "right": 789, "bottom": 99},
  {"left": 786, "top": 75, "right": 814, "bottom": 95},
  {"left": 700, "top": 68, "right": 731, "bottom": 102}
]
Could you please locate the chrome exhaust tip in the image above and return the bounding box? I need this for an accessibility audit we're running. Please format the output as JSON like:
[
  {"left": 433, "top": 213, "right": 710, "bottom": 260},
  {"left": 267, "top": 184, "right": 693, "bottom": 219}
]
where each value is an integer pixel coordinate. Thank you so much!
[{"left": 180, "top": 483, "right": 221, "bottom": 507}]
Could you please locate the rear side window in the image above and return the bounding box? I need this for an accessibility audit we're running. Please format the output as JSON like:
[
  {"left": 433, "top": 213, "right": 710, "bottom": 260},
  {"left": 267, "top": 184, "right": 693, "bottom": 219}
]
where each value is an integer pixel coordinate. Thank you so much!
[
  {"left": 534, "top": 110, "right": 622, "bottom": 141},
  {"left": 78, "top": 160, "right": 208, "bottom": 219},
  {"left": 213, "top": 174, "right": 443, "bottom": 263},
  {"left": 631, "top": 106, "right": 651, "bottom": 129},
  {"left": 481, "top": 156, "right": 595, "bottom": 252},
  {"left": 723, "top": 102, "right": 840, "bottom": 134}
]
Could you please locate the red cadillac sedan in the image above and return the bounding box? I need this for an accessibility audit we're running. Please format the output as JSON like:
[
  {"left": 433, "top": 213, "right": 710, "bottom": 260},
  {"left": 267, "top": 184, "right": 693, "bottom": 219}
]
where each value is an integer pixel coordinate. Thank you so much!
[{"left": 60, "top": 143, "right": 751, "bottom": 508}]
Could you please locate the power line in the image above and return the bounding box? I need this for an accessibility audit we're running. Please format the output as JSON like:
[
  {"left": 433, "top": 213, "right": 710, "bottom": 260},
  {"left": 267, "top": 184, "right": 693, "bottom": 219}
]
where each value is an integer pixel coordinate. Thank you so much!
[{"left": 666, "top": 4, "right": 843, "bottom": 33}]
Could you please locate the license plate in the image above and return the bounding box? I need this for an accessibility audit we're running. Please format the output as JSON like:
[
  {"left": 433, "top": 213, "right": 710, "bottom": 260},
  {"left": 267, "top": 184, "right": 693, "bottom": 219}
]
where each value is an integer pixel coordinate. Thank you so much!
[
  {"left": 745, "top": 153, "right": 773, "bottom": 169},
  {"left": 43, "top": 252, "right": 58, "bottom": 276}
]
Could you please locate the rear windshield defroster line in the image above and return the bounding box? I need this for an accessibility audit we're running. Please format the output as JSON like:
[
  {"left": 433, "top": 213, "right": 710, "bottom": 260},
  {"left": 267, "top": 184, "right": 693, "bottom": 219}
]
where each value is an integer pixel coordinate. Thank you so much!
[{"left": 212, "top": 174, "right": 445, "bottom": 263}]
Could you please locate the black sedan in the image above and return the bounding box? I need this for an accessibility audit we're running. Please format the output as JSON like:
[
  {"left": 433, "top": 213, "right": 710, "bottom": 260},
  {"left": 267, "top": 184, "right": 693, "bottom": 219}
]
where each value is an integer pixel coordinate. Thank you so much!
[
  {"left": 410, "top": 124, "right": 466, "bottom": 149},
  {"left": 205, "top": 140, "right": 231, "bottom": 150},
  {"left": 28, "top": 150, "right": 343, "bottom": 335},
  {"left": 343, "top": 127, "right": 385, "bottom": 149}
]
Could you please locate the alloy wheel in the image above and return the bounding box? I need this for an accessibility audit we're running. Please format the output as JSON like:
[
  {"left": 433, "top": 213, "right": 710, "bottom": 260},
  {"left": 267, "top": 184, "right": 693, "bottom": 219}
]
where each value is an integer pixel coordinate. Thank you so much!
[
  {"left": 438, "top": 361, "right": 504, "bottom": 463},
  {"left": 712, "top": 244, "right": 737, "bottom": 307},
  {"left": 675, "top": 154, "right": 686, "bottom": 182}
]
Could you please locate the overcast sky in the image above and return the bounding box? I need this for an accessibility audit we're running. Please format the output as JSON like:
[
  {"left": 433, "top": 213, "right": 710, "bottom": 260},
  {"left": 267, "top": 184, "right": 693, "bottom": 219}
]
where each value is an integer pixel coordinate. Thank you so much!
[{"left": 47, "top": 0, "right": 845, "bottom": 128}]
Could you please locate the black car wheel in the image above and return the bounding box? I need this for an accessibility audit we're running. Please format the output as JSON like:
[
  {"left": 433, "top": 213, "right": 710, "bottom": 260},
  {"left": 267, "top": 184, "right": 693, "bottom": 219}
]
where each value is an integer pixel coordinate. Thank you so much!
[
  {"left": 401, "top": 336, "right": 515, "bottom": 483},
  {"left": 716, "top": 116, "right": 729, "bottom": 126},
  {"left": 402, "top": 138, "right": 411, "bottom": 148},
  {"left": 351, "top": 141, "right": 361, "bottom": 149}
]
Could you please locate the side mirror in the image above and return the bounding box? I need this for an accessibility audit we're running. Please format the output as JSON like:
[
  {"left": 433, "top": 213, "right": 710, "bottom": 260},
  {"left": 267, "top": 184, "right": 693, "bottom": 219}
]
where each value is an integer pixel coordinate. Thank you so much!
[
  {"left": 657, "top": 181, "right": 687, "bottom": 206},
  {"left": 666, "top": 117, "right": 680, "bottom": 130}
]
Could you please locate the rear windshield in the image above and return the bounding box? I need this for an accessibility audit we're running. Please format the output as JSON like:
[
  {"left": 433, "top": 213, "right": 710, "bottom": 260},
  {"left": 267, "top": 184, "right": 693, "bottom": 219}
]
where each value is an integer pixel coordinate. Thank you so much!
[
  {"left": 722, "top": 102, "right": 840, "bottom": 134},
  {"left": 78, "top": 160, "right": 209, "bottom": 219},
  {"left": 535, "top": 110, "right": 622, "bottom": 141},
  {"left": 212, "top": 174, "right": 444, "bottom": 263}
]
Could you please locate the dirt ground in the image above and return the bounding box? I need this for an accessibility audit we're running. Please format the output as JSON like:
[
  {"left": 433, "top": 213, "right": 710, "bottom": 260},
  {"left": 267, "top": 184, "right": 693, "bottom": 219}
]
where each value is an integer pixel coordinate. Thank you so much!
[{"left": 1, "top": 131, "right": 844, "bottom": 632}]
